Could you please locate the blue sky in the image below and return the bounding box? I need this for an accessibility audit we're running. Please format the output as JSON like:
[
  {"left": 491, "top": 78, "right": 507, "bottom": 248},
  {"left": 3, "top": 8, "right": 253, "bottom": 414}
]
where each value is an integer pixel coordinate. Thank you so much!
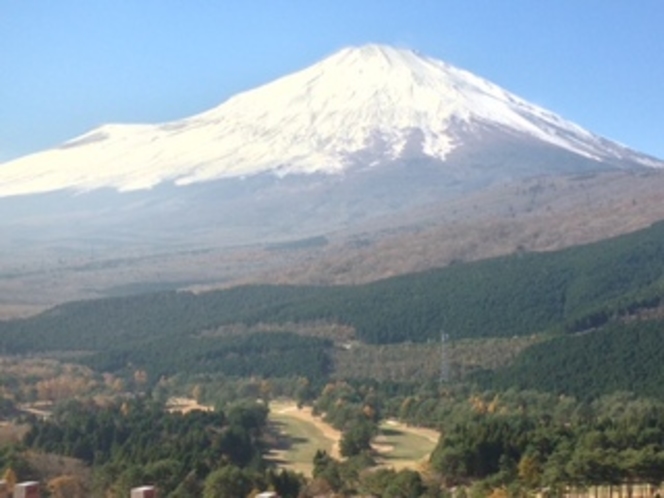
[{"left": 1, "top": 1, "right": 663, "bottom": 162}]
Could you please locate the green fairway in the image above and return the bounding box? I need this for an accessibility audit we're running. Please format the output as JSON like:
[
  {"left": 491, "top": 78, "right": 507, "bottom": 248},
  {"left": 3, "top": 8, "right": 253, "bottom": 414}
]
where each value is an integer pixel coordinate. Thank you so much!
[
  {"left": 267, "top": 404, "right": 337, "bottom": 475},
  {"left": 267, "top": 403, "right": 439, "bottom": 475},
  {"left": 375, "top": 421, "right": 439, "bottom": 470}
]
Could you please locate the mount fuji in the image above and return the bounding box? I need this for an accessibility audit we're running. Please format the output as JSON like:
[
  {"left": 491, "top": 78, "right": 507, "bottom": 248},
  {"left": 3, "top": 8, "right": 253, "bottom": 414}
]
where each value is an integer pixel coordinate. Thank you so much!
[
  {"left": 2, "top": 44, "right": 664, "bottom": 309},
  {"left": 1, "top": 44, "right": 661, "bottom": 198}
]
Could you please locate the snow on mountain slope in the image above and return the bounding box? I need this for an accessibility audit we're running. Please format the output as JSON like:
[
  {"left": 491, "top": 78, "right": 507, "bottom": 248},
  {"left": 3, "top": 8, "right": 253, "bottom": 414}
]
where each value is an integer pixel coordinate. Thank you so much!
[{"left": 0, "top": 44, "right": 661, "bottom": 198}]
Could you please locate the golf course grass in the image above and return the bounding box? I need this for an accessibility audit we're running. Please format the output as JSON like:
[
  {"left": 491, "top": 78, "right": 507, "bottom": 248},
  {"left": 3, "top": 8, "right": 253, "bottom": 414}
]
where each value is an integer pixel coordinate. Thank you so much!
[{"left": 267, "top": 402, "right": 439, "bottom": 475}]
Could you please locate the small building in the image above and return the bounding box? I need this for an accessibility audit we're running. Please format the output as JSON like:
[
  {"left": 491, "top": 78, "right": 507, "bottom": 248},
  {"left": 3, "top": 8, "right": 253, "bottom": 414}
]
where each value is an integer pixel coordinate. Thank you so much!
[
  {"left": 256, "top": 492, "right": 279, "bottom": 498},
  {"left": 130, "top": 486, "right": 156, "bottom": 498},
  {"left": 13, "top": 482, "right": 39, "bottom": 498}
]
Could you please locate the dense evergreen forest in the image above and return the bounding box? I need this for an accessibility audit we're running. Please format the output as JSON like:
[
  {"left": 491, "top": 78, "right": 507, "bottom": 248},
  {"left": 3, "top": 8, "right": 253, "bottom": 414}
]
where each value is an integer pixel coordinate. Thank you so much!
[
  {"left": 1, "top": 221, "right": 664, "bottom": 399},
  {"left": 2, "top": 220, "right": 664, "bottom": 348},
  {"left": 305, "top": 382, "right": 664, "bottom": 496},
  {"left": 429, "top": 395, "right": 664, "bottom": 494},
  {"left": 89, "top": 331, "right": 334, "bottom": 384},
  {"left": 9, "top": 378, "right": 664, "bottom": 497},
  {"left": 19, "top": 398, "right": 304, "bottom": 497},
  {"left": 477, "top": 319, "right": 664, "bottom": 399},
  {"left": 3, "top": 222, "right": 664, "bottom": 495}
]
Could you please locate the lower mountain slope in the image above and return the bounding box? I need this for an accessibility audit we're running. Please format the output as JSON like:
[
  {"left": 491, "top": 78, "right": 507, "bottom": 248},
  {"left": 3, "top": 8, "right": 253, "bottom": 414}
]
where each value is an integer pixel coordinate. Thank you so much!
[
  {"left": 4, "top": 168, "right": 664, "bottom": 319},
  {"left": 3, "top": 220, "right": 664, "bottom": 396}
]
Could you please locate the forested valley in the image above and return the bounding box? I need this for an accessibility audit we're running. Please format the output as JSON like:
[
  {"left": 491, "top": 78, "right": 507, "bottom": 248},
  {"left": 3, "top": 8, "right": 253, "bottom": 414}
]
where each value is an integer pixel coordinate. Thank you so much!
[{"left": 3, "top": 222, "right": 664, "bottom": 495}]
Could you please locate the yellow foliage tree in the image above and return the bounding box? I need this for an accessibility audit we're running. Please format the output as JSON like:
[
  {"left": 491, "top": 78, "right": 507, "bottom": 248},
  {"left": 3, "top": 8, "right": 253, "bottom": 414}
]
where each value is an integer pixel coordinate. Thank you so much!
[
  {"left": 112, "top": 378, "right": 125, "bottom": 393},
  {"left": 469, "top": 395, "right": 487, "bottom": 414},
  {"left": 487, "top": 394, "right": 500, "bottom": 414},
  {"left": 487, "top": 486, "right": 509, "bottom": 498},
  {"left": 3, "top": 468, "right": 16, "bottom": 491},
  {"left": 518, "top": 454, "right": 541, "bottom": 489},
  {"left": 259, "top": 380, "right": 272, "bottom": 401},
  {"left": 191, "top": 384, "right": 203, "bottom": 402},
  {"left": 133, "top": 369, "right": 148, "bottom": 386},
  {"left": 362, "top": 404, "right": 376, "bottom": 421},
  {"left": 48, "top": 475, "right": 86, "bottom": 498}
]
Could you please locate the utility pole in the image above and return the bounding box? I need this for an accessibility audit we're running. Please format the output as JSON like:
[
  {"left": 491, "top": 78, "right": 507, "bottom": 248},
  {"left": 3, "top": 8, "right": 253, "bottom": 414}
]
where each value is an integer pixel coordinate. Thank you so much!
[{"left": 440, "top": 331, "right": 450, "bottom": 383}]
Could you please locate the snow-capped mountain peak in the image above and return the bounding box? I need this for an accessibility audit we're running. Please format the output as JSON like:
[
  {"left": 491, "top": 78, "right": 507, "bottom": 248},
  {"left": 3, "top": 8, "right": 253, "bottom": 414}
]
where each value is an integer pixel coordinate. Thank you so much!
[{"left": 0, "top": 44, "right": 661, "bottom": 197}]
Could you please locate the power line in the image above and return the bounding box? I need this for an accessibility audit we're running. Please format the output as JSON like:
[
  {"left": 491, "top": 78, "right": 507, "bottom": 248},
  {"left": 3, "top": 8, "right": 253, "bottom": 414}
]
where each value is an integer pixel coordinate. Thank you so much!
[{"left": 440, "top": 330, "right": 450, "bottom": 383}]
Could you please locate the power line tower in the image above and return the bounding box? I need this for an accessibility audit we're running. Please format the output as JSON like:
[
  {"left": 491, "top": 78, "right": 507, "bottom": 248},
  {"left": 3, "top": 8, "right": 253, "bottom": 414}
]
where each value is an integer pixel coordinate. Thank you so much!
[{"left": 440, "top": 331, "right": 450, "bottom": 384}]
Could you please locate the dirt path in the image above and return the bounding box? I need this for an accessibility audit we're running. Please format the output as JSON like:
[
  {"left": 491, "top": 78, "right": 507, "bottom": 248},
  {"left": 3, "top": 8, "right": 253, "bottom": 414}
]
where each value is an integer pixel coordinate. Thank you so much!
[{"left": 166, "top": 397, "right": 212, "bottom": 413}]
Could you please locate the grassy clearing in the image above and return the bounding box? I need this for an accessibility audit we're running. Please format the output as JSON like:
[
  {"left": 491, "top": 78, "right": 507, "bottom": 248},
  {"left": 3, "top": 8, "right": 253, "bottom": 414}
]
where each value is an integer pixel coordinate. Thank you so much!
[
  {"left": 267, "top": 403, "right": 337, "bottom": 476},
  {"left": 374, "top": 421, "right": 439, "bottom": 471},
  {"left": 266, "top": 402, "right": 439, "bottom": 475},
  {"left": 333, "top": 336, "right": 543, "bottom": 382}
]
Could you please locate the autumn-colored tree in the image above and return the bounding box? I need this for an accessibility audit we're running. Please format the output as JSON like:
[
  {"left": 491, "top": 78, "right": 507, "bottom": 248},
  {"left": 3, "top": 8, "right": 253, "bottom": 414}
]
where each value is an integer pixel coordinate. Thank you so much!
[
  {"left": 133, "top": 369, "right": 148, "bottom": 386},
  {"left": 112, "top": 378, "right": 125, "bottom": 393},
  {"left": 35, "top": 375, "right": 89, "bottom": 401},
  {"left": 259, "top": 380, "right": 272, "bottom": 401},
  {"left": 518, "top": 454, "right": 541, "bottom": 488},
  {"left": 487, "top": 487, "right": 509, "bottom": 498},
  {"left": 361, "top": 404, "right": 376, "bottom": 421},
  {"left": 191, "top": 384, "right": 203, "bottom": 402},
  {"left": 48, "top": 475, "right": 86, "bottom": 498},
  {"left": 3, "top": 468, "right": 17, "bottom": 491}
]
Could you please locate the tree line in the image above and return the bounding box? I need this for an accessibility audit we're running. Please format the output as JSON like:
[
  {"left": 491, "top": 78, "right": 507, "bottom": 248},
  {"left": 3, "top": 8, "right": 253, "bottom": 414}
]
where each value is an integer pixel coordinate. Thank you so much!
[
  {"left": 20, "top": 398, "right": 303, "bottom": 497},
  {"left": 3, "top": 220, "right": 664, "bottom": 358}
]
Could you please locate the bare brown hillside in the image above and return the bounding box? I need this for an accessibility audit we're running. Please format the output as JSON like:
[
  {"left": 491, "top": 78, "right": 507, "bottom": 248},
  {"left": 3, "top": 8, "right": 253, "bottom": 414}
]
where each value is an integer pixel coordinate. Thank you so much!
[
  {"left": 246, "top": 169, "right": 664, "bottom": 285},
  {"left": 2, "top": 169, "right": 664, "bottom": 318}
]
